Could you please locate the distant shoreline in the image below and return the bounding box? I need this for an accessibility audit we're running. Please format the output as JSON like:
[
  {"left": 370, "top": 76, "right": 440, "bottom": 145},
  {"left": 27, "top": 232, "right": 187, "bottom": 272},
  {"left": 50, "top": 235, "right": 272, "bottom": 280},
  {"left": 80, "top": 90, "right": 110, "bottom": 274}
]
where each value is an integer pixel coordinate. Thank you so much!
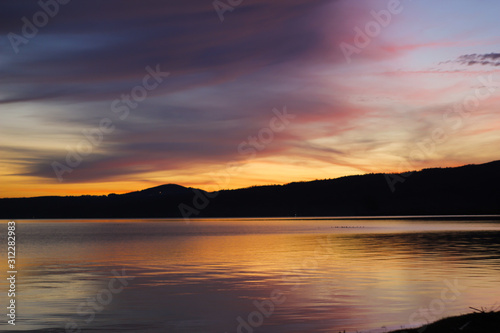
[
  {"left": 1, "top": 160, "right": 500, "bottom": 219},
  {"left": 3, "top": 214, "right": 500, "bottom": 221}
]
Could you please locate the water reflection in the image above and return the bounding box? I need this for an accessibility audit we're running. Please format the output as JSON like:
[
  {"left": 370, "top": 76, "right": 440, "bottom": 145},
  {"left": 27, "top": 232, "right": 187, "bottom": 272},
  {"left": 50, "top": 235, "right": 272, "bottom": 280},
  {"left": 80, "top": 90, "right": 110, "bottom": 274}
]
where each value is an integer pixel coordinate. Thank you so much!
[{"left": 0, "top": 218, "right": 499, "bottom": 332}]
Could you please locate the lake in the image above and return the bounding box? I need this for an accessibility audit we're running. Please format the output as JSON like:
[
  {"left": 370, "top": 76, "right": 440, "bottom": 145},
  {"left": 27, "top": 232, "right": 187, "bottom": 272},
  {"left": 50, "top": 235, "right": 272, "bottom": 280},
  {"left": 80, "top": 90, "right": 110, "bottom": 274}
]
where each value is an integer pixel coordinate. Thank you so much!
[{"left": 1, "top": 217, "right": 500, "bottom": 332}]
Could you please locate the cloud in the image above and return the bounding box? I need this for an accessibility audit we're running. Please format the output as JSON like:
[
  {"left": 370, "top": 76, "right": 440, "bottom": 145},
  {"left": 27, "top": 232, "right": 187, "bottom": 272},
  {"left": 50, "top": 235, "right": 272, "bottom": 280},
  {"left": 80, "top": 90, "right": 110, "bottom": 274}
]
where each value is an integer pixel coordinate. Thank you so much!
[
  {"left": 0, "top": 0, "right": 337, "bottom": 105},
  {"left": 2, "top": 0, "right": 368, "bottom": 185},
  {"left": 4, "top": 0, "right": 500, "bottom": 195},
  {"left": 453, "top": 53, "right": 500, "bottom": 67}
]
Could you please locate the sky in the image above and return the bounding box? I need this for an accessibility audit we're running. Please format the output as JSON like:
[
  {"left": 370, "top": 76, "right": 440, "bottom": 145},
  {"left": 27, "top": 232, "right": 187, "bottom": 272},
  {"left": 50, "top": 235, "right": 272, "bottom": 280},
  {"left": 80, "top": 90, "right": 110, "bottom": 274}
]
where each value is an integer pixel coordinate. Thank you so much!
[{"left": 1, "top": 0, "right": 500, "bottom": 198}]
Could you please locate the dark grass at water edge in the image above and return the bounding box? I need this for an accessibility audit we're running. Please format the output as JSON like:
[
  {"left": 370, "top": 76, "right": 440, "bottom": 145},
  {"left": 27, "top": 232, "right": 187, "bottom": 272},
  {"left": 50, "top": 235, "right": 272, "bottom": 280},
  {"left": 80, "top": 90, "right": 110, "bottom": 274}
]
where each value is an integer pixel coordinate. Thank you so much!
[{"left": 388, "top": 310, "right": 500, "bottom": 333}]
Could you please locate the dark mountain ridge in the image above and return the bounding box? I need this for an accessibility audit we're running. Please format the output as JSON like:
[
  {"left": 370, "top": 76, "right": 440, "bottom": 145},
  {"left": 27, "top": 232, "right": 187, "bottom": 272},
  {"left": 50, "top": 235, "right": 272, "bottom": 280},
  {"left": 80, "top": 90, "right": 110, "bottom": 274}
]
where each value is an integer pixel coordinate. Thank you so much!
[
  {"left": 1, "top": 160, "right": 499, "bottom": 219},
  {"left": 119, "top": 184, "right": 197, "bottom": 197}
]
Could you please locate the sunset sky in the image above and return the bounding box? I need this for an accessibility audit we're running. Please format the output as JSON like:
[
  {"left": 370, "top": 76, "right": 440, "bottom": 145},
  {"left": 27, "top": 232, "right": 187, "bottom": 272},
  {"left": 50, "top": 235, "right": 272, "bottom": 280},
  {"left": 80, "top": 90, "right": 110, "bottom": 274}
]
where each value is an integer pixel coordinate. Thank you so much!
[{"left": 1, "top": 0, "right": 500, "bottom": 198}]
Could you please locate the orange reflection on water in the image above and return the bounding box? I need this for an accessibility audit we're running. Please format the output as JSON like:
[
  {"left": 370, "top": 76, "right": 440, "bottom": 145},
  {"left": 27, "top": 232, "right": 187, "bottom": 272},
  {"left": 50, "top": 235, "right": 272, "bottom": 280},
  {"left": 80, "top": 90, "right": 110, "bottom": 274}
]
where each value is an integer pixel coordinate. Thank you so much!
[{"left": 3, "top": 219, "right": 500, "bottom": 332}]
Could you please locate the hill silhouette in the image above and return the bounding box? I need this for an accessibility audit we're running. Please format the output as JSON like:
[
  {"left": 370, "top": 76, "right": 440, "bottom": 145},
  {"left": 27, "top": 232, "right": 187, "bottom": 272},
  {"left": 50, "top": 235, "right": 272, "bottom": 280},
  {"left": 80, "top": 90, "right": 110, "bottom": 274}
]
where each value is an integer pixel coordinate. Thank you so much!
[
  {"left": 120, "top": 184, "right": 196, "bottom": 197},
  {"left": 1, "top": 160, "right": 499, "bottom": 219}
]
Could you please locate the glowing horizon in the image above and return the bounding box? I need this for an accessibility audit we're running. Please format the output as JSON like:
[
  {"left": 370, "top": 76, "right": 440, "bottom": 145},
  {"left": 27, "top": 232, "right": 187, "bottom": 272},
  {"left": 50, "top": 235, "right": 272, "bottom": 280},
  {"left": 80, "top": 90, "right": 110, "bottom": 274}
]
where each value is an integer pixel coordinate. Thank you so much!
[{"left": 2, "top": 0, "right": 500, "bottom": 198}]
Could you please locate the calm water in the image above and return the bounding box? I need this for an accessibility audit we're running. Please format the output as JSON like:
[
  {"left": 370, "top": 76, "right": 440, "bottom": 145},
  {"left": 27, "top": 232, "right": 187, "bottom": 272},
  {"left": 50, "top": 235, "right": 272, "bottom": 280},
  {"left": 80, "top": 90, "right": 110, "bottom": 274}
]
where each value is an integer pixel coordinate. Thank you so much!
[{"left": 1, "top": 217, "right": 500, "bottom": 332}]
